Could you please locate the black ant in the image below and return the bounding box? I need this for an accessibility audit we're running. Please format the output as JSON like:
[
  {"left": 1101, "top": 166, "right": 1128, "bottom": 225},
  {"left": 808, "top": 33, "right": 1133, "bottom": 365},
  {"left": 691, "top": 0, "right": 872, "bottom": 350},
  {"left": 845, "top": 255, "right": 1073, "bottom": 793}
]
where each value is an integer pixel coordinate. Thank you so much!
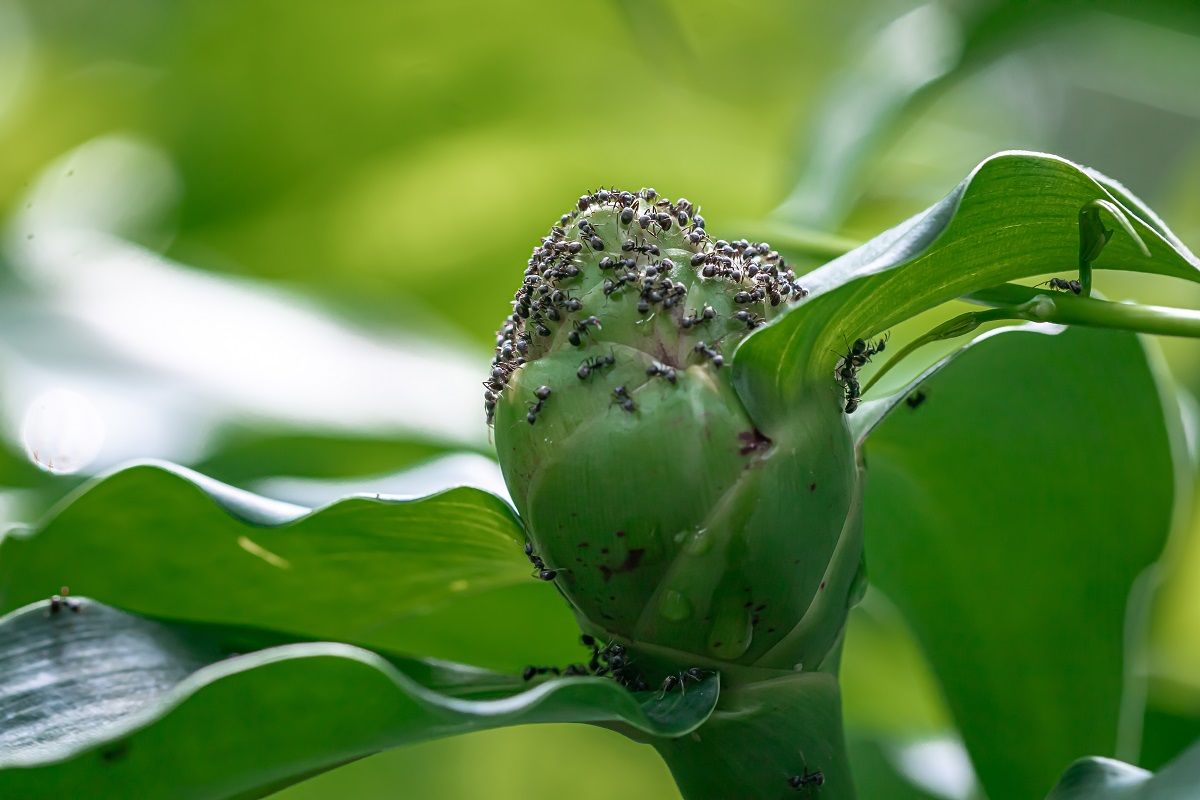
[
  {"left": 843, "top": 382, "right": 861, "bottom": 414},
  {"left": 693, "top": 341, "right": 724, "bottom": 369},
  {"left": 523, "top": 541, "right": 557, "bottom": 581},
  {"left": 646, "top": 362, "right": 677, "bottom": 383},
  {"left": 734, "top": 310, "right": 764, "bottom": 330},
  {"left": 568, "top": 315, "right": 602, "bottom": 346},
  {"left": 48, "top": 586, "right": 82, "bottom": 615},
  {"left": 612, "top": 385, "right": 635, "bottom": 412},
  {"left": 658, "top": 667, "right": 705, "bottom": 697},
  {"left": 621, "top": 239, "right": 660, "bottom": 257},
  {"left": 787, "top": 768, "right": 824, "bottom": 790},
  {"left": 681, "top": 305, "right": 715, "bottom": 328},
  {"left": 1039, "top": 277, "right": 1082, "bottom": 295},
  {"left": 522, "top": 665, "right": 562, "bottom": 681},
  {"left": 906, "top": 390, "right": 926, "bottom": 409},
  {"left": 603, "top": 273, "right": 638, "bottom": 297},
  {"left": 526, "top": 386, "right": 551, "bottom": 425},
  {"left": 577, "top": 352, "right": 616, "bottom": 380},
  {"left": 834, "top": 333, "right": 888, "bottom": 414}
]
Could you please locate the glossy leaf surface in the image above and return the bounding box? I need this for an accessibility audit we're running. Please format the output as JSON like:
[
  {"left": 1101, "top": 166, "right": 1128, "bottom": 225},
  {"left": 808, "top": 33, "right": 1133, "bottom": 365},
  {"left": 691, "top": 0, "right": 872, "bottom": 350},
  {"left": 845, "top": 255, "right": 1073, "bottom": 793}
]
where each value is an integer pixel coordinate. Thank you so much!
[{"left": 0, "top": 600, "right": 716, "bottom": 799}]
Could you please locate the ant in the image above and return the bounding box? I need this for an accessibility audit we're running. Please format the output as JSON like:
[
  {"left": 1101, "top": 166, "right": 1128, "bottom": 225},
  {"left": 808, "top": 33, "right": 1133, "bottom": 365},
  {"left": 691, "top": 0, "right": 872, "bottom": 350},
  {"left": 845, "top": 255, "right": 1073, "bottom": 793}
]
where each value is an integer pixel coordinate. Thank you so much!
[
  {"left": 834, "top": 333, "right": 889, "bottom": 414},
  {"left": 1039, "top": 277, "right": 1082, "bottom": 295},
  {"left": 843, "top": 382, "right": 861, "bottom": 414},
  {"left": 522, "top": 665, "right": 562, "bottom": 681},
  {"left": 603, "top": 273, "right": 638, "bottom": 298},
  {"left": 612, "top": 385, "right": 635, "bottom": 412},
  {"left": 658, "top": 667, "right": 705, "bottom": 697},
  {"left": 526, "top": 385, "right": 552, "bottom": 425},
  {"left": 906, "top": 390, "right": 926, "bottom": 409},
  {"left": 48, "top": 586, "right": 82, "bottom": 615},
  {"left": 577, "top": 352, "right": 616, "bottom": 380},
  {"left": 523, "top": 541, "right": 557, "bottom": 581},
  {"left": 646, "top": 362, "right": 677, "bottom": 383},
  {"left": 693, "top": 341, "right": 724, "bottom": 369},
  {"left": 734, "top": 310, "right": 764, "bottom": 330},
  {"left": 621, "top": 239, "right": 660, "bottom": 257},
  {"left": 568, "top": 315, "right": 602, "bottom": 346},
  {"left": 787, "top": 768, "right": 824, "bottom": 790},
  {"left": 681, "top": 305, "right": 716, "bottom": 328}
]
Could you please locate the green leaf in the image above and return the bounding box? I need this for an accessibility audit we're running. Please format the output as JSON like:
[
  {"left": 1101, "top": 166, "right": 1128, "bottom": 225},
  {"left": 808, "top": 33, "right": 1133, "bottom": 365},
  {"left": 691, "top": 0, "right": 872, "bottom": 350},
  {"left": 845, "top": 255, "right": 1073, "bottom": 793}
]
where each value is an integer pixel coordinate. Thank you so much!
[
  {"left": 1045, "top": 739, "right": 1200, "bottom": 799},
  {"left": 0, "top": 461, "right": 583, "bottom": 671},
  {"left": 733, "top": 151, "right": 1200, "bottom": 423},
  {"left": 0, "top": 599, "right": 717, "bottom": 799},
  {"left": 861, "top": 324, "right": 1184, "bottom": 799}
]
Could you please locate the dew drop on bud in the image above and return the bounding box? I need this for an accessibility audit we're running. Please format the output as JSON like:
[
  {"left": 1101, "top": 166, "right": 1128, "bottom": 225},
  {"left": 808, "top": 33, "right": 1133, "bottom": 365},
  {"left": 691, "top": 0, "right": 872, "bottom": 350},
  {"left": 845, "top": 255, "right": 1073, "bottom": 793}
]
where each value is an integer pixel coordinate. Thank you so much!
[
  {"left": 21, "top": 389, "right": 105, "bottom": 474},
  {"left": 659, "top": 589, "right": 694, "bottom": 622}
]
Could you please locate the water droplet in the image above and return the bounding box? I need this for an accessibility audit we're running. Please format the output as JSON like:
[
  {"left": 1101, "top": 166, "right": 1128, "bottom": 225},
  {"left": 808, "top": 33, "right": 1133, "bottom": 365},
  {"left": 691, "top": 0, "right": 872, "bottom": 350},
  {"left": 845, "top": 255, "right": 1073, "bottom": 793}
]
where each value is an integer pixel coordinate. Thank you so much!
[
  {"left": 658, "top": 590, "right": 693, "bottom": 621},
  {"left": 682, "top": 527, "right": 712, "bottom": 556}
]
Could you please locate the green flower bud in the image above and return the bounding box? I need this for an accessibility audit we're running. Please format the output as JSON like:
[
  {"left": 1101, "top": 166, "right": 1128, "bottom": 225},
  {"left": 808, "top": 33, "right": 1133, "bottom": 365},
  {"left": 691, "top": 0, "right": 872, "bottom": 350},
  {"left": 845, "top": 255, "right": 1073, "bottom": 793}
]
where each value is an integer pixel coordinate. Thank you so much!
[{"left": 489, "top": 189, "right": 860, "bottom": 678}]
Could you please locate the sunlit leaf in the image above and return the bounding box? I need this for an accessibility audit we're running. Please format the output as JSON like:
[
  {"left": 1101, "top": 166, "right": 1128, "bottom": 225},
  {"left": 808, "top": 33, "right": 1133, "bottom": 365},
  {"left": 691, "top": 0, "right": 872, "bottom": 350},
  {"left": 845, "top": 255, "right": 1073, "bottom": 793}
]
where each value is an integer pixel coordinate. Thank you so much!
[
  {"left": 0, "top": 461, "right": 583, "bottom": 672},
  {"left": 733, "top": 152, "right": 1200, "bottom": 426}
]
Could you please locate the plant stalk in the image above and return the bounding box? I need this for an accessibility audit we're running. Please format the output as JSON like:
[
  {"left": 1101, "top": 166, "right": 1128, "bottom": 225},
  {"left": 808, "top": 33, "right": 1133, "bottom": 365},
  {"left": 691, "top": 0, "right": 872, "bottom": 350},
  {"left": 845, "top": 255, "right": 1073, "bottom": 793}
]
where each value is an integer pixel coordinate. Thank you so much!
[
  {"left": 964, "top": 284, "right": 1200, "bottom": 338},
  {"left": 652, "top": 667, "right": 854, "bottom": 800},
  {"left": 864, "top": 284, "right": 1200, "bottom": 395}
]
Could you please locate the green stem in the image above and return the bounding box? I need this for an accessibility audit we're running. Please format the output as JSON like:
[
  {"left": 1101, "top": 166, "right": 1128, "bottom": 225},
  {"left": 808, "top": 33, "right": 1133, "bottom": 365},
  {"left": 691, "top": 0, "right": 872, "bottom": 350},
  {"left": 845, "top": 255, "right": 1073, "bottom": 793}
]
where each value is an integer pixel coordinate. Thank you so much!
[
  {"left": 865, "top": 285, "right": 1200, "bottom": 396},
  {"left": 652, "top": 668, "right": 854, "bottom": 800},
  {"left": 965, "top": 284, "right": 1200, "bottom": 338}
]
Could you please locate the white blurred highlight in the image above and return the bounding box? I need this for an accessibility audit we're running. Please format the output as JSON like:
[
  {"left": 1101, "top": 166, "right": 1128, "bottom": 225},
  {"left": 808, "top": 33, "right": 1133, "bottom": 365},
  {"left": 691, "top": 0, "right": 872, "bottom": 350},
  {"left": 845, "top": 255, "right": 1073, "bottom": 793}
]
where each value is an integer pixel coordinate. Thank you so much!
[
  {"left": 891, "top": 737, "right": 978, "bottom": 800},
  {"left": 3, "top": 134, "right": 485, "bottom": 474},
  {"left": 252, "top": 452, "right": 511, "bottom": 508},
  {"left": 21, "top": 389, "right": 105, "bottom": 474}
]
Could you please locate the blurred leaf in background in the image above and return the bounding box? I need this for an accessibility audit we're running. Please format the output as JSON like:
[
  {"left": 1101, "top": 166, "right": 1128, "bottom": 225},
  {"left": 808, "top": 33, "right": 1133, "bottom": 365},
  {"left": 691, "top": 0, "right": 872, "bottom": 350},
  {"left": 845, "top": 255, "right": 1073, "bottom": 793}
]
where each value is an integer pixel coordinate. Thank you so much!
[{"left": 3, "top": 0, "right": 1200, "bottom": 797}]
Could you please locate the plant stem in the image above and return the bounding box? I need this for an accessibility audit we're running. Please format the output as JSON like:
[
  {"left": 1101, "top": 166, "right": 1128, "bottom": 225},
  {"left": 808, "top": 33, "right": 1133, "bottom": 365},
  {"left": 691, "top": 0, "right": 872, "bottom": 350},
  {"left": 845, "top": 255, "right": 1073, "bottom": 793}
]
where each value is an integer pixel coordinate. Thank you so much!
[
  {"left": 864, "top": 284, "right": 1200, "bottom": 395},
  {"left": 964, "top": 283, "right": 1200, "bottom": 338},
  {"left": 653, "top": 668, "right": 854, "bottom": 800}
]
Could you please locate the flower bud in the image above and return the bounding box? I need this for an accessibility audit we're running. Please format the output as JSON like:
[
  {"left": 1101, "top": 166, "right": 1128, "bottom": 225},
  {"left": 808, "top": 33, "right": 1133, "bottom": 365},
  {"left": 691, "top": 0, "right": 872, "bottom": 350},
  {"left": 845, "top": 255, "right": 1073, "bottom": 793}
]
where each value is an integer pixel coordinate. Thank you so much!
[{"left": 489, "top": 189, "right": 859, "bottom": 675}]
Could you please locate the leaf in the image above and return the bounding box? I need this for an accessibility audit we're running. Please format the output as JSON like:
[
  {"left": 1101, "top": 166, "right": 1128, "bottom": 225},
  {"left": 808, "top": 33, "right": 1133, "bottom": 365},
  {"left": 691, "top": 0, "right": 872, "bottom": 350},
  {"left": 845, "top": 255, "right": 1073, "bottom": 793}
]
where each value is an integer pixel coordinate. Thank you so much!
[
  {"left": 1045, "top": 739, "right": 1200, "bottom": 799},
  {"left": 0, "top": 600, "right": 717, "bottom": 799},
  {"left": 0, "top": 461, "right": 584, "bottom": 672},
  {"left": 861, "top": 324, "right": 1185, "bottom": 799},
  {"left": 733, "top": 151, "right": 1200, "bottom": 424}
]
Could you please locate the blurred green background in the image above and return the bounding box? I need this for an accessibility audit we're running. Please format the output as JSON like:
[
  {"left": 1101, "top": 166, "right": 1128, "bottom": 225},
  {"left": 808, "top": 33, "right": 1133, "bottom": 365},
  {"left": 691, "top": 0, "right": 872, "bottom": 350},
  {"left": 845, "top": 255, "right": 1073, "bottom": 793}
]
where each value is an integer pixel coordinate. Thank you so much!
[{"left": 2, "top": 1, "right": 1200, "bottom": 797}]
